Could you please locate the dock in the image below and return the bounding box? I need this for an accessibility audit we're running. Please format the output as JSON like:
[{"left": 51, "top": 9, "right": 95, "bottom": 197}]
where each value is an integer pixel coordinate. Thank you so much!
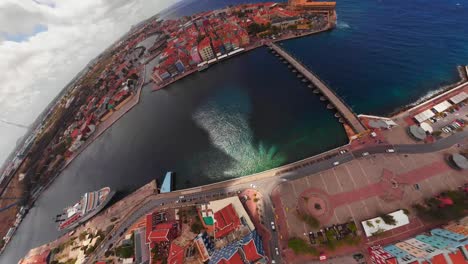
[{"left": 267, "top": 42, "right": 367, "bottom": 134}]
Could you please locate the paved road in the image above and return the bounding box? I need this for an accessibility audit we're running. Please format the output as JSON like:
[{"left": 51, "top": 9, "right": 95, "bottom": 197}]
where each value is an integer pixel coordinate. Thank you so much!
[{"left": 87, "top": 130, "right": 467, "bottom": 263}]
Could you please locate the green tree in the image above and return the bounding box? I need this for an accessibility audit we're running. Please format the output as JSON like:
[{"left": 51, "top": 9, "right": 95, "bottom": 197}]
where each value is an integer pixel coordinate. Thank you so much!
[
  {"left": 379, "top": 213, "right": 397, "bottom": 225},
  {"left": 288, "top": 238, "right": 318, "bottom": 255},
  {"left": 191, "top": 221, "right": 203, "bottom": 234}
]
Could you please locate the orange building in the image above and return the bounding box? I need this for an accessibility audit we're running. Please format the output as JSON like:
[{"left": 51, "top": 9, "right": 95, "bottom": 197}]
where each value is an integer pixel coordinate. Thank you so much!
[{"left": 288, "top": 0, "right": 336, "bottom": 11}]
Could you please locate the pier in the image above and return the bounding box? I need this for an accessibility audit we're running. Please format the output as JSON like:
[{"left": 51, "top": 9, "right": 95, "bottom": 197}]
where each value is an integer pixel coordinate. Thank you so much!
[{"left": 268, "top": 42, "right": 366, "bottom": 134}]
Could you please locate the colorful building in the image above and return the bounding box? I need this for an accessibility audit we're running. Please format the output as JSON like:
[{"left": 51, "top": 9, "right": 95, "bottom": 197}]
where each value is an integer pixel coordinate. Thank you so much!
[
  {"left": 190, "top": 46, "right": 202, "bottom": 64},
  {"left": 369, "top": 223, "right": 468, "bottom": 264},
  {"left": 368, "top": 245, "right": 397, "bottom": 264},
  {"left": 198, "top": 37, "right": 215, "bottom": 61},
  {"left": 208, "top": 231, "right": 266, "bottom": 264}
]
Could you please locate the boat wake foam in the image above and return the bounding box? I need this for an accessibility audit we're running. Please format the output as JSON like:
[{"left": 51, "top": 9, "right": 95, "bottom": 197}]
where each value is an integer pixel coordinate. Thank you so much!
[
  {"left": 193, "top": 87, "right": 286, "bottom": 178},
  {"left": 337, "top": 21, "right": 351, "bottom": 29}
]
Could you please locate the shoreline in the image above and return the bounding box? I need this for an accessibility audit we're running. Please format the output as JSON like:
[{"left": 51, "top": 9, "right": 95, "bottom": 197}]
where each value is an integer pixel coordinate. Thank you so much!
[
  {"left": 151, "top": 26, "right": 332, "bottom": 92},
  {"left": 389, "top": 65, "right": 468, "bottom": 119},
  {"left": 20, "top": 128, "right": 468, "bottom": 263},
  {"left": 0, "top": 66, "right": 147, "bottom": 255}
]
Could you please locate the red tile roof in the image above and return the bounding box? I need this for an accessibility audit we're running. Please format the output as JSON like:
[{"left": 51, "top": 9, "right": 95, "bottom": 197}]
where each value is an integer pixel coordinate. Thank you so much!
[
  {"left": 431, "top": 254, "right": 448, "bottom": 264},
  {"left": 448, "top": 250, "right": 466, "bottom": 264},
  {"left": 198, "top": 37, "right": 211, "bottom": 50},
  {"left": 149, "top": 229, "right": 170, "bottom": 242},
  {"left": 243, "top": 240, "right": 262, "bottom": 262},
  {"left": 214, "top": 204, "right": 241, "bottom": 238},
  {"left": 218, "top": 252, "right": 244, "bottom": 264},
  {"left": 145, "top": 213, "right": 153, "bottom": 243},
  {"left": 167, "top": 243, "right": 184, "bottom": 264}
]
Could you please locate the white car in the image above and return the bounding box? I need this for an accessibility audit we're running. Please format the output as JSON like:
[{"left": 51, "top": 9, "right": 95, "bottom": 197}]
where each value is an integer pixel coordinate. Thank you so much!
[
  {"left": 362, "top": 152, "right": 370, "bottom": 156},
  {"left": 333, "top": 161, "right": 340, "bottom": 166},
  {"left": 271, "top": 221, "right": 276, "bottom": 231},
  {"left": 275, "top": 247, "right": 280, "bottom": 255},
  {"left": 339, "top": 150, "right": 347, "bottom": 154},
  {"left": 386, "top": 149, "right": 395, "bottom": 153},
  {"left": 272, "top": 261, "right": 276, "bottom": 264}
]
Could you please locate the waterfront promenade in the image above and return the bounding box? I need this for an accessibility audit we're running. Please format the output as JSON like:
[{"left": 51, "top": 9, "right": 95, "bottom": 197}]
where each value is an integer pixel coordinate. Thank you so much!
[
  {"left": 268, "top": 42, "right": 367, "bottom": 134},
  {"left": 83, "top": 130, "right": 467, "bottom": 264}
]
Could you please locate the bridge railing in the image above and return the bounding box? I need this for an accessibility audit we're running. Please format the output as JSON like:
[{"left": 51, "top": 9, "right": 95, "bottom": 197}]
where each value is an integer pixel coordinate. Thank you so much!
[{"left": 270, "top": 43, "right": 361, "bottom": 120}]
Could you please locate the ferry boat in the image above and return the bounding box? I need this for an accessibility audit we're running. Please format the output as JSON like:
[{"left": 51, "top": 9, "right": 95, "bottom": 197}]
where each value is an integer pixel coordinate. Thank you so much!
[{"left": 55, "top": 187, "right": 115, "bottom": 231}]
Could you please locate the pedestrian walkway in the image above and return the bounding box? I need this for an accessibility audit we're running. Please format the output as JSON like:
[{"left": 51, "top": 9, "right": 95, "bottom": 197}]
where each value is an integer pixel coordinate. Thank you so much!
[{"left": 268, "top": 42, "right": 366, "bottom": 134}]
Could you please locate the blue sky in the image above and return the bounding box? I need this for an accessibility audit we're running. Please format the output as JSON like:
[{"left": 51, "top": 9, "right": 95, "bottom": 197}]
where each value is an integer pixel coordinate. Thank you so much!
[{"left": 2, "top": 24, "right": 48, "bottom": 42}]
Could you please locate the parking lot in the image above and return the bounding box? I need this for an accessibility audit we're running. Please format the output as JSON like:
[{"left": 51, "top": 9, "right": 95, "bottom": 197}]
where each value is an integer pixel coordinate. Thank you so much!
[
  {"left": 275, "top": 146, "right": 468, "bottom": 240},
  {"left": 426, "top": 102, "right": 468, "bottom": 134}
]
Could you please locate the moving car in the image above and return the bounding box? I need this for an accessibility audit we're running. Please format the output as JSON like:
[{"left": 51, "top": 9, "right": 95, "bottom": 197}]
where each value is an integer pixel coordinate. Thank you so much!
[
  {"left": 333, "top": 161, "right": 340, "bottom": 166},
  {"left": 386, "top": 149, "right": 395, "bottom": 153},
  {"left": 362, "top": 152, "right": 370, "bottom": 157}
]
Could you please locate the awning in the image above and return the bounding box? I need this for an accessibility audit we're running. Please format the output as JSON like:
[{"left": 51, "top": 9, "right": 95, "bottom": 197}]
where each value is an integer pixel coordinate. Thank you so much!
[
  {"left": 368, "top": 119, "right": 398, "bottom": 129},
  {"left": 452, "top": 154, "right": 468, "bottom": 170},
  {"left": 420, "top": 122, "right": 433, "bottom": 133},
  {"left": 409, "top": 125, "right": 427, "bottom": 141},
  {"left": 432, "top": 100, "right": 452, "bottom": 113},
  {"left": 414, "top": 109, "right": 435, "bottom": 123},
  {"left": 449, "top": 92, "right": 467, "bottom": 104}
]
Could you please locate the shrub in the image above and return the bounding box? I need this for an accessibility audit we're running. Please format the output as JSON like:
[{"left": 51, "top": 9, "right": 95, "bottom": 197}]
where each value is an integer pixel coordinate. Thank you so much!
[
  {"left": 347, "top": 222, "right": 357, "bottom": 233},
  {"left": 115, "top": 245, "right": 134, "bottom": 258},
  {"left": 366, "top": 221, "right": 374, "bottom": 228},
  {"left": 380, "top": 214, "right": 397, "bottom": 225},
  {"left": 288, "top": 238, "right": 318, "bottom": 255},
  {"left": 402, "top": 208, "right": 410, "bottom": 216},
  {"left": 79, "top": 231, "right": 88, "bottom": 241},
  {"left": 191, "top": 221, "right": 203, "bottom": 234},
  {"left": 371, "top": 228, "right": 386, "bottom": 237}
]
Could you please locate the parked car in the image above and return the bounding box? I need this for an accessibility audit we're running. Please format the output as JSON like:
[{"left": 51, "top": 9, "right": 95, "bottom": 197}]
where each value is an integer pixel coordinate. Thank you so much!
[
  {"left": 386, "top": 149, "right": 395, "bottom": 153},
  {"left": 362, "top": 152, "right": 370, "bottom": 157},
  {"left": 271, "top": 221, "right": 276, "bottom": 231},
  {"left": 333, "top": 161, "right": 340, "bottom": 166}
]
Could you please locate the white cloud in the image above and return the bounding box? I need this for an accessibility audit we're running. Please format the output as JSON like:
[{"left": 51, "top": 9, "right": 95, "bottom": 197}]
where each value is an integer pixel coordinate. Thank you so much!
[{"left": 0, "top": 0, "right": 178, "bottom": 165}]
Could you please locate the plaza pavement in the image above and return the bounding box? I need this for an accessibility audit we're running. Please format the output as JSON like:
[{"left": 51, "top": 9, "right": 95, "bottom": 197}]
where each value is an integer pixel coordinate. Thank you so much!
[{"left": 272, "top": 146, "right": 468, "bottom": 263}]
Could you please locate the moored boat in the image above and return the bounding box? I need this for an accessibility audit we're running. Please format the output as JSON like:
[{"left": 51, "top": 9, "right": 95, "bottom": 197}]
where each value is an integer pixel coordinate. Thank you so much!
[{"left": 55, "top": 187, "right": 115, "bottom": 231}]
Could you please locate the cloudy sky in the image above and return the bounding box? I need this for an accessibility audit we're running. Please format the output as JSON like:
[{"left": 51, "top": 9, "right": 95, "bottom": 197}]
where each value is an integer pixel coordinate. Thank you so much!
[{"left": 0, "top": 0, "right": 178, "bottom": 166}]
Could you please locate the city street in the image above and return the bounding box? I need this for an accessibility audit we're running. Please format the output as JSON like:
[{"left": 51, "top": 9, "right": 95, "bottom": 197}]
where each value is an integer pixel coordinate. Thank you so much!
[{"left": 88, "top": 130, "right": 468, "bottom": 264}]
